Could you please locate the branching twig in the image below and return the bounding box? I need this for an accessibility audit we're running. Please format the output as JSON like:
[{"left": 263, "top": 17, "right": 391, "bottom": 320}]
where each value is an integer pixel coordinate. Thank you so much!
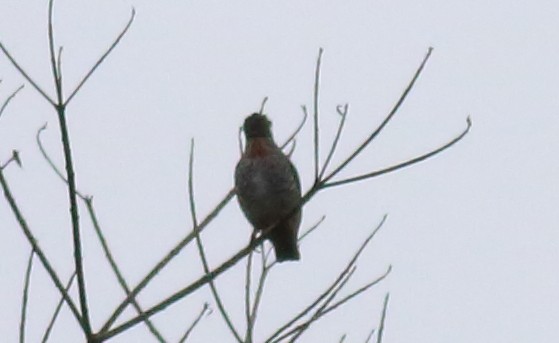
[
  {"left": 323, "top": 117, "right": 472, "bottom": 188},
  {"left": 37, "top": 126, "right": 166, "bottom": 342},
  {"left": 265, "top": 215, "right": 387, "bottom": 343},
  {"left": 19, "top": 250, "right": 35, "bottom": 343},
  {"left": 319, "top": 104, "right": 348, "bottom": 180},
  {"left": 322, "top": 47, "right": 435, "bottom": 184},
  {"left": 0, "top": 43, "right": 55, "bottom": 105},
  {"left": 178, "top": 303, "right": 211, "bottom": 343}
]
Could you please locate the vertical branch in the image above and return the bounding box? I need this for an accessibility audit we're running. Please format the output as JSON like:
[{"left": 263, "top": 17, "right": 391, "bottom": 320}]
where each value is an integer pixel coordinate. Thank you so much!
[
  {"left": 47, "top": 0, "right": 63, "bottom": 104},
  {"left": 312, "top": 48, "right": 324, "bottom": 182},
  {"left": 19, "top": 250, "right": 35, "bottom": 343},
  {"left": 188, "top": 140, "right": 243, "bottom": 343},
  {"left": 55, "top": 89, "right": 91, "bottom": 337},
  {"left": 244, "top": 248, "right": 254, "bottom": 342}
]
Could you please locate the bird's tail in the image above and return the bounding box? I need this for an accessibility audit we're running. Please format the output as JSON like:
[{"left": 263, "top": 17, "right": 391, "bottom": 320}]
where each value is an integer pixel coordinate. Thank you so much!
[{"left": 270, "top": 226, "right": 300, "bottom": 262}]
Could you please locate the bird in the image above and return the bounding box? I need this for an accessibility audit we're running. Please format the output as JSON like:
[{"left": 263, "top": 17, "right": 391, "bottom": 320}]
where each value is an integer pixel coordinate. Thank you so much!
[{"left": 235, "top": 112, "right": 302, "bottom": 262}]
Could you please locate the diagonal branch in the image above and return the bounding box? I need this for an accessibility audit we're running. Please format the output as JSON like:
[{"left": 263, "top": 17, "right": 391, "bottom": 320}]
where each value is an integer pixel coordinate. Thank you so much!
[
  {"left": 178, "top": 303, "right": 211, "bottom": 343},
  {"left": 323, "top": 117, "right": 471, "bottom": 189},
  {"left": 64, "top": 8, "right": 135, "bottom": 106},
  {"left": 0, "top": 85, "right": 24, "bottom": 120},
  {"left": 41, "top": 273, "right": 76, "bottom": 343},
  {"left": 0, "top": 43, "right": 55, "bottom": 106},
  {"left": 265, "top": 215, "right": 387, "bottom": 343},
  {"left": 0, "top": 167, "right": 84, "bottom": 330}
]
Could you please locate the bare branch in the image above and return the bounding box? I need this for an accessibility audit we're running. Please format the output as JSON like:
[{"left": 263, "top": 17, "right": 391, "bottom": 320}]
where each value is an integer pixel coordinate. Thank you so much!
[
  {"left": 178, "top": 303, "right": 211, "bottom": 343},
  {"left": 41, "top": 273, "right": 76, "bottom": 343},
  {"left": 85, "top": 197, "right": 167, "bottom": 342},
  {"left": 323, "top": 117, "right": 471, "bottom": 189},
  {"left": 38, "top": 125, "right": 165, "bottom": 341},
  {"left": 0, "top": 84, "right": 24, "bottom": 120},
  {"left": 0, "top": 168, "right": 84, "bottom": 330},
  {"left": 99, "top": 187, "right": 236, "bottom": 334},
  {"left": 266, "top": 215, "right": 387, "bottom": 343},
  {"left": 282, "top": 267, "right": 358, "bottom": 343},
  {"left": 319, "top": 104, "right": 348, "bottom": 180},
  {"left": 64, "top": 8, "right": 135, "bottom": 106},
  {"left": 189, "top": 140, "right": 243, "bottom": 343},
  {"left": 19, "top": 250, "right": 35, "bottom": 343},
  {"left": 313, "top": 48, "right": 324, "bottom": 182},
  {"left": 323, "top": 47, "right": 434, "bottom": 184},
  {"left": 244, "top": 247, "right": 255, "bottom": 343},
  {"left": 0, "top": 43, "right": 55, "bottom": 106},
  {"left": 280, "top": 106, "right": 308, "bottom": 150},
  {"left": 376, "top": 293, "right": 390, "bottom": 343},
  {"left": 318, "top": 266, "right": 392, "bottom": 318},
  {"left": 48, "top": 0, "right": 63, "bottom": 105}
]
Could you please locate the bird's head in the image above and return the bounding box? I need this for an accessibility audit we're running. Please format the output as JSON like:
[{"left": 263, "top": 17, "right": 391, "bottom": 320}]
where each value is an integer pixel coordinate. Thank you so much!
[{"left": 242, "top": 113, "right": 273, "bottom": 139}]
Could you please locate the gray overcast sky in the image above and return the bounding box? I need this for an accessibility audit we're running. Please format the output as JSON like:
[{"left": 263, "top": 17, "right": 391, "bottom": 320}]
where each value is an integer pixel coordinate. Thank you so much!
[{"left": 1, "top": 1, "right": 558, "bottom": 342}]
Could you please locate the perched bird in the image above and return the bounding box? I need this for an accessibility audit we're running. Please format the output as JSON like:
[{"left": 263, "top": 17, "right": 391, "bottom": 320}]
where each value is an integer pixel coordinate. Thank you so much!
[{"left": 235, "top": 113, "right": 302, "bottom": 262}]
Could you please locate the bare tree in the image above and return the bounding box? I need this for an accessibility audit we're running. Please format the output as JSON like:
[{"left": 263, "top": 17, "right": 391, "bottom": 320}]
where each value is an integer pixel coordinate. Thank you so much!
[{"left": 0, "top": 2, "right": 470, "bottom": 342}]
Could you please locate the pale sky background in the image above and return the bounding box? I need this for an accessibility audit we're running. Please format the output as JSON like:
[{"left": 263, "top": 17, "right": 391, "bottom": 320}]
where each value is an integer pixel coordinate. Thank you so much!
[{"left": 0, "top": 1, "right": 558, "bottom": 342}]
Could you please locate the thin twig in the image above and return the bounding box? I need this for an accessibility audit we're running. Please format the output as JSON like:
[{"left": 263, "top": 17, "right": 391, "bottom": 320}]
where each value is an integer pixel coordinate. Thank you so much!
[
  {"left": 312, "top": 48, "right": 324, "bottom": 182},
  {"left": 376, "top": 293, "right": 390, "bottom": 343},
  {"left": 318, "top": 104, "right": 348, "bottom": 180},
  {"left": 248, "top": 244, "right": 269, "bottom": 332},
  {"left": 280, "top": 106, "right": 308, "bottom": 150},
  {"left": 189, "top": 140, "right": 243, "bottom": 343},
  {"left": 323, "top": 117, "right": 471, "bottom": 189},
  {"left": 0, "top": 85, "right": 24, "bottom": 119},
  {"left": 48, "top": 0, "right": 63, "bottom": 104},
  {"left": 244, "top": 247, "right": 254, "bottom": 343},
  {"left": 318, "top": 266, "right": 392, "bottom": 318},
  {"left": 42, "top": 273, "right": 76, "bottom": 343},
  {"left": 281, "top": 267, "right": 358, "bottom": 343},
  {"left": 178, "top": 303, "right": 211, "bottom": 343},
  {"left": 0, "top": 43, "right": 55, "bottom": 105},
  {"left": 323, "top": 47, "right": 434, "bottom": 184},
  {"left": 19, "top": 250, "right": 35, "bottom": 343},
  {"left": 64, "top": 8, "right": 135, "bottom": 106}
]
